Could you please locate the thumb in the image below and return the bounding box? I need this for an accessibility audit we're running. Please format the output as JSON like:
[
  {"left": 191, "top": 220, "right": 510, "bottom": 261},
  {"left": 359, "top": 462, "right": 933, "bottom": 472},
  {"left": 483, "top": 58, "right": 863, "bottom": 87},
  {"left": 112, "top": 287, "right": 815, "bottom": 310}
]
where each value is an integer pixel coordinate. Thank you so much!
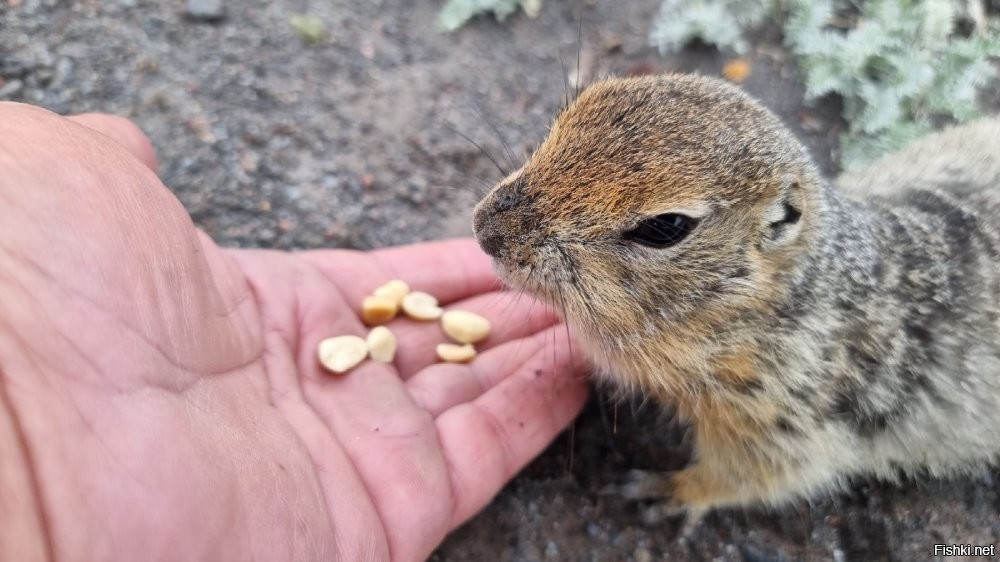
[{"left": 67, "top": 113, "right": 158, "bottom": 174}]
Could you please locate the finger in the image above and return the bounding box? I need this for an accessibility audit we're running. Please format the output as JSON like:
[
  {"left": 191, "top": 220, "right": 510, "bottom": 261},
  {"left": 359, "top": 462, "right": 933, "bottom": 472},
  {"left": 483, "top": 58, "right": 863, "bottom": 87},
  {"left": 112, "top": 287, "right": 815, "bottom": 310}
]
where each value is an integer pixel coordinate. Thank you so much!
[
  {"left": 298, "top": 238, "right": 503, "bottom": 310},
  {"left": 436, "top": 331, "right": 589, "bottom": 528},
  {"left": 407, "top": 323, "right": 577, "bottom": 417},
  {"left": 299, "top": 350, "right": 456, "bottom": 560},
  {"left": 369, "top": 239, "right": 501, "bottom": 304},
  {"left": 388, "top": 289, "right": 560, "bottom": 379},
  {"left": 67, "top": 113, "right": 158, "bottom": 173},
  {"left": 0, "top": 102, "right": 246, "bottom": 379}
]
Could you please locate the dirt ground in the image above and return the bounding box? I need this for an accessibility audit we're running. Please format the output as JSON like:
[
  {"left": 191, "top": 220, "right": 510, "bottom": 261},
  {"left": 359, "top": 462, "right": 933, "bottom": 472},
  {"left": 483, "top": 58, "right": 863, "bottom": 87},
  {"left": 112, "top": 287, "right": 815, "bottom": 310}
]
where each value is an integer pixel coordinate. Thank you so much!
[{"left": 3, "top": 0, "right": 999, "bottom": 560}]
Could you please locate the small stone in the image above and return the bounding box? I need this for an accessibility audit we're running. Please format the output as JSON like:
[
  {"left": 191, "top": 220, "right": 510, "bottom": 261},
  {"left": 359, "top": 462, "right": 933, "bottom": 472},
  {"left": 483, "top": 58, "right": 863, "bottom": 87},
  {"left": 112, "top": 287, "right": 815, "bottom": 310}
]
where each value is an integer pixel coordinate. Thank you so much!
[
  {"left": 186, "top": 116, "right": 217, "bottom": 143},
  {"left": 35, "top": 67, "right": 55, "bottom": 87},
  {"left": 634, "top": 547, "right": 653, "bottom": 562},
  {"left": 0, "top": 79, "right": 24, "bottom": 99},
  {"left": 739, "top": 544, "right": 787, "bottom": 562},
  {"left": 257, "top": 228, "right": 276, "bottom": 242},
  {"left": 323, "top": 224, "right": 348, "bottom": 241},
  {"left": 359, "top": 40, "right": 375, "bottom": 60},
  {"left": 184, "top": 0, "right": 226, "bottom": 22},
  {"left": 586, "top": 523, "right": 603, "bottom": 539},
  {"left": 321, "top": 174, "right": 339, "bottom": 189},
  {"left": 53, "top": 58, "right": 74, "bottom": 87},
  {"left": 241, "top": 152, "right": 259, "bottom": 172}
]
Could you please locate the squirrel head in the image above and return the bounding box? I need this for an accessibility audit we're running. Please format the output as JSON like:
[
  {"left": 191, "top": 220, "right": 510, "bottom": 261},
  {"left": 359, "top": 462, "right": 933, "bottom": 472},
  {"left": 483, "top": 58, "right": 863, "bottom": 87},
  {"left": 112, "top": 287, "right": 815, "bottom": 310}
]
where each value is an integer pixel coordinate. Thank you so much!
[{"left": 473, "top": 74, "right": 826, "bottom": 374}]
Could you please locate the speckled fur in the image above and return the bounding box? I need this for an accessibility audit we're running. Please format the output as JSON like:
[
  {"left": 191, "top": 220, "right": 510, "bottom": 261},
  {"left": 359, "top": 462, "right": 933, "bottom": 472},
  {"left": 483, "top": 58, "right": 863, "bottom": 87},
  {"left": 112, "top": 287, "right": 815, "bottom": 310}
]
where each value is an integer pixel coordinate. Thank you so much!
[{"left": 472, "top": 74, "right": 1000, "bottom": 514}]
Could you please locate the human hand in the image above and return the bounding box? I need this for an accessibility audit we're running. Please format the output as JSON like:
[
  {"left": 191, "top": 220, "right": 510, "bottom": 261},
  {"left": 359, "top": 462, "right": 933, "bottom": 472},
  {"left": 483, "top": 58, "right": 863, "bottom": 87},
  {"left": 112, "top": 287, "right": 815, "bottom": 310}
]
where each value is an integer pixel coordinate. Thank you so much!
[{"left": 0, "top": 103, "right": 588, "bottom": 561}]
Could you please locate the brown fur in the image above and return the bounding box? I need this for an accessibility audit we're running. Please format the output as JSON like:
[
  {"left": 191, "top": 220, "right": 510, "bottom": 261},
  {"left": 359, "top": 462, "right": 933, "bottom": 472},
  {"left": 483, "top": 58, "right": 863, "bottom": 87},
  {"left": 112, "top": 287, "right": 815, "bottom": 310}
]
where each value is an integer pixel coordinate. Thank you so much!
[{"left": 473, "top": 73, "right": 1000, "bottom": 521}]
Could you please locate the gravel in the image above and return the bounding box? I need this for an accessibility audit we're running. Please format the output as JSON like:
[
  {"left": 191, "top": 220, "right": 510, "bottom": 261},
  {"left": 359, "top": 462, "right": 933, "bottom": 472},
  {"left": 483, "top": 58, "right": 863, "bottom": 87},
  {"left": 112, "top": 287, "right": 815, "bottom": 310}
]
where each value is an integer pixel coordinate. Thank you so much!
[
  {"left": 184, "top": 0, "right": 226, "bottom": 23},
  {"left": 2, "top": 0, "right": 998, "bottom": 560}
]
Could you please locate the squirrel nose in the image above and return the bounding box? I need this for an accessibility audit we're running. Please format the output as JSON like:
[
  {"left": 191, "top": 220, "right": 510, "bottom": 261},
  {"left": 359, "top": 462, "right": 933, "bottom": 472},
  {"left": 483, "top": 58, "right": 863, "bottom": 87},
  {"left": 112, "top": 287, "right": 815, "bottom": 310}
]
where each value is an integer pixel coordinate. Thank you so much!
[
  {"left": 495, "top": 187, "right": 525, "bottom": 213},
  {"left": 472, "top": 206, "right": 506, "bottom": 258},
  {"left": 474, "top": 182, "right": 527, "bottom": 259},
  {"left": 477, "top": 232, "right": 506, "bottom": 258}
]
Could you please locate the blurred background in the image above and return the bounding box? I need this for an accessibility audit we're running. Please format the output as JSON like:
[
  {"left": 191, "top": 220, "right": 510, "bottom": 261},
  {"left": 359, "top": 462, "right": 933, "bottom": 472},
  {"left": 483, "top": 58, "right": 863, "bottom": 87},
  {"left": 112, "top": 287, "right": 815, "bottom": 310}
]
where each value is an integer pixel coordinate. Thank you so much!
[{"left": 2, "top": 0, "right": 999, "bottom": 560}]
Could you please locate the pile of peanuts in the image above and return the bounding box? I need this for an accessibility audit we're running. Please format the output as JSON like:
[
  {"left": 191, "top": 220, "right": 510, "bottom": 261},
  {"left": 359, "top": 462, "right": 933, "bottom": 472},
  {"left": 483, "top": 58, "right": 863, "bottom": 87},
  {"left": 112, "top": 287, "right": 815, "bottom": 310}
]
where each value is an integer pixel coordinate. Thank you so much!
[{"left": 317, "top": 279, "right": 492, "bottom": 374}]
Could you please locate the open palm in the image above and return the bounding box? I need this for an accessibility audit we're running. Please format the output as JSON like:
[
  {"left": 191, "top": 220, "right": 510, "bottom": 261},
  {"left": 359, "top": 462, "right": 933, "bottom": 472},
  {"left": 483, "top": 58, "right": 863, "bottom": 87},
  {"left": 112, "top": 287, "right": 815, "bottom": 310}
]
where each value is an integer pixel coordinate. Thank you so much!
[{"left": 0, "top": 104, "right": 588, "bottom": 562}]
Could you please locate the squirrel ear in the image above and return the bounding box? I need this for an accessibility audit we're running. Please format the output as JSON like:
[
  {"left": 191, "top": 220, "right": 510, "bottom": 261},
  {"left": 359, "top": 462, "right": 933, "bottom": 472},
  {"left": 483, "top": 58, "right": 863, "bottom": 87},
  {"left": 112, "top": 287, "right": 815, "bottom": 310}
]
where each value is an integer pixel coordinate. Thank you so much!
[{"left": 762, "top": 182, "right": 804, "bottom": 247}]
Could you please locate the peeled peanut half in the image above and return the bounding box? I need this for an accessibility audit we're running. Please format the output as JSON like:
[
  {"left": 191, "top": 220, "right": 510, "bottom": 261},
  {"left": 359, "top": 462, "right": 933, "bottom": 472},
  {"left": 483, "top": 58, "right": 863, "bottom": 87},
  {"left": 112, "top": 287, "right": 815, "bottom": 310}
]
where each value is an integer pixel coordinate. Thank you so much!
[
  {"left": 361, "top": 295, "right": 398, "bottom": 325},
  {"left": 441, "top": 310, "right": 491, "bottom": 344},
  {"left": 436, "top": 343, "right": 476, "bottom": 363},
  {"left": 401, "top": 291, "right": 443, "bottom": 321},
  {"left": 373, "top": 279, "right": 410, "bottom": 305},
  {"left": 318, "top": 335, "right": 368, "bottom": 374},
  {"left": 366, "top": 326, "right": 397, "bottom": 363}
]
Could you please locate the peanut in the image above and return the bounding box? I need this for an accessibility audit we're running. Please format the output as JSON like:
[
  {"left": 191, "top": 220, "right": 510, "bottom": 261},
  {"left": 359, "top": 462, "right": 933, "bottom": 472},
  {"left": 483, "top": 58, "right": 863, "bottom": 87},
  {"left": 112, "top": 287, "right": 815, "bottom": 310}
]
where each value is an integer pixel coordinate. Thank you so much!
[
  {"left": 436, "top": 343, "right": 477, "bottom": 363},
  {"left": 366, "top": 326, "right": 397, "bottom": 363},
  {"left": 318, "top": 335, "right": 368, "bottom": 374},
  {"left": 373, "top": 279, "right": 410, "bottom": 305},
  {"left": 441, "top": 310, "right": 492, "bottom": 344},
  {"left": 361, "top": 295, "right": 398, "bottom": 325},
  {"left": 401, "top": 291, "right": 443, "bottom": 321}
]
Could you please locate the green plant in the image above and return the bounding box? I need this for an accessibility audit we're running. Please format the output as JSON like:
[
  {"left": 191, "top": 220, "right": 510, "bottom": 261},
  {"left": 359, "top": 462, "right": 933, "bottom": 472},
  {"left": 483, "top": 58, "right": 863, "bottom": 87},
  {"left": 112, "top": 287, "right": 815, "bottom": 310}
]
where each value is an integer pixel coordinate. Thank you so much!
[
  {"left": 652, "top": 0, "right": 1000, "bottom": 168},
  {"left": 436, "top": 0, "right": 998, "bottom": 168},
  {"left": 437, "top": 0, "right": 543, "bottom": 32},
  {"left": 651, "top": 0, "right": 769, "bottom": 54}
]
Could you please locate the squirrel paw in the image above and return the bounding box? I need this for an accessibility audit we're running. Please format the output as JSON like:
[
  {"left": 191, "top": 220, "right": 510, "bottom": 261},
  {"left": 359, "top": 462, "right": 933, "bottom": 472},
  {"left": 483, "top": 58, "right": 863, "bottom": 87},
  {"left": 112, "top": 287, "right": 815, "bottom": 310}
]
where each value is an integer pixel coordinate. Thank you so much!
[
  {"left": 600, "top": 469, "right": 676, "bottom": 501},
  {"left": 601, "top": 469, "right": 709, "bottom": 536}
]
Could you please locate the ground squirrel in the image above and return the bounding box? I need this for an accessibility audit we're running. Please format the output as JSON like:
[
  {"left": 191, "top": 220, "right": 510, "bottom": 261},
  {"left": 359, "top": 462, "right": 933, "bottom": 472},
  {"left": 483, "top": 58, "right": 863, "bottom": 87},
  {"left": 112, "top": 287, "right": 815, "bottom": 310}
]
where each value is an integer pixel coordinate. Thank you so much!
[{"left": 471, "top": 74, "right": 1000, "bottom": 522}]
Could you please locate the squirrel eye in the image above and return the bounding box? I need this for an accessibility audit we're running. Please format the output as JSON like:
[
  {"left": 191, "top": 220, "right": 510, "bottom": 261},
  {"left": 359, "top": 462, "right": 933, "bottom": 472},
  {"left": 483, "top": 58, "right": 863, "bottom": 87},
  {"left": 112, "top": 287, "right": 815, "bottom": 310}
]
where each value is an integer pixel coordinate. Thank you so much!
[{"left": 624, "top": 213, "right": 697, "bottom": 248}]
